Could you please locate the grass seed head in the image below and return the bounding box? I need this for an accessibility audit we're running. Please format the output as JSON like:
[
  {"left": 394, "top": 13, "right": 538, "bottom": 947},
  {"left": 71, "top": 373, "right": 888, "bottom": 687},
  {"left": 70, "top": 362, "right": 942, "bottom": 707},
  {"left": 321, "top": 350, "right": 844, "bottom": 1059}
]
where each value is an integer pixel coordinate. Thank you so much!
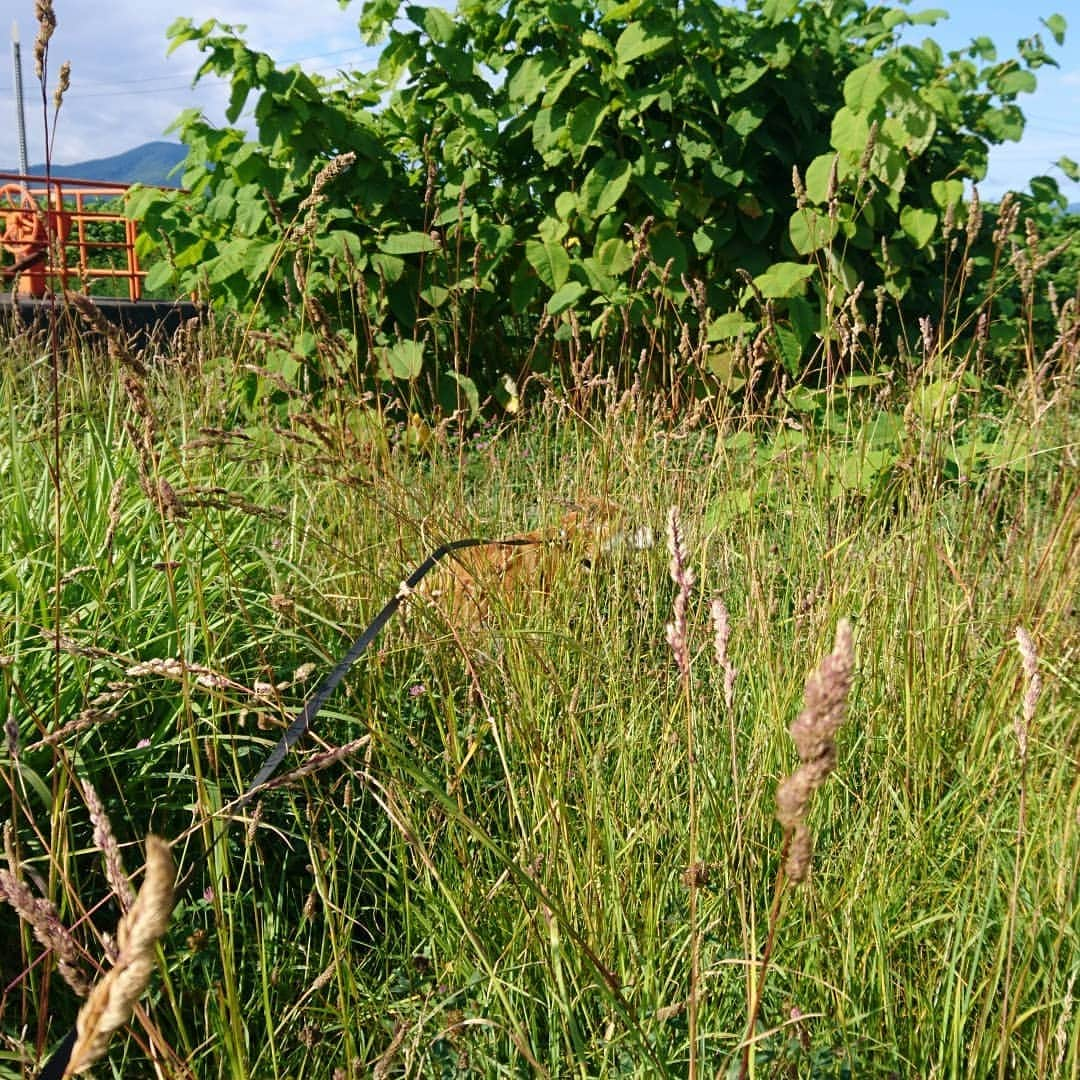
[
  {"left": 33, "top": 0, "right": 56, "bottom": 79},
  {"left": 0, "top": 869, "right": 88, "bottom": 995},
  {"left": 66, "top": 836, "right": 175, "bottom": 1076},
  {"left": 1014, "top": 626, "right": 1040, "bottom": 763},
  {"left": 711, "top": 596, "right": 737, "bottom": 712},
  {"left": 776, "top": 619, "right": 855, "bottom": 883},
  {"left": 53, "top": 59, "right": 70, "bottom": 110},
  {"left": 966, "top": 187, "right": 983, "bottom": 245},
  {"left": 297, "top": 152, "right": 358, "bottom": 237},
  {"left": 665, "top": 507, "right": 695, "bottom": 679},
  {"left": 82, "top": 781, "right": 135, "bottom": 914}
]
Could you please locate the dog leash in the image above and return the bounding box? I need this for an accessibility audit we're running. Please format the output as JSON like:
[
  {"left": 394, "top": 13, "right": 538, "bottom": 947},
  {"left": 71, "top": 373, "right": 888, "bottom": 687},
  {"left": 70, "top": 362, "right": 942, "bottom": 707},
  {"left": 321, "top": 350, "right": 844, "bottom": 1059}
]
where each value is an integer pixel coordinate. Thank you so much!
[{"left": 35, "top": 534, "right": 545, "bottom": 1080}]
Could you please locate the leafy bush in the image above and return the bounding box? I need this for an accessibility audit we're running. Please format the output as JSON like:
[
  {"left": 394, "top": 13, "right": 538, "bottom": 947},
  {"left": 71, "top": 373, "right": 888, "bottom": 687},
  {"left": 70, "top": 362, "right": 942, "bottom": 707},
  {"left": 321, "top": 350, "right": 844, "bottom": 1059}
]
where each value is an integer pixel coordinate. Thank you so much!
[{"left": 128, "top": 0, "right": 1076, "bottom": 396}]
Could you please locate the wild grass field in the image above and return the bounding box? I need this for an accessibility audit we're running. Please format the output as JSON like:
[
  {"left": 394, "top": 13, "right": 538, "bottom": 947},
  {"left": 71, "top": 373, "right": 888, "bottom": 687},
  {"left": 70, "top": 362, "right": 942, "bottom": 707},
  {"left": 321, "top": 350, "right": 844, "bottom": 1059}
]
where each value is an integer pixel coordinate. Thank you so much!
[{"left": 0, "top": 309, "right": 1076, "bottom": 1077}]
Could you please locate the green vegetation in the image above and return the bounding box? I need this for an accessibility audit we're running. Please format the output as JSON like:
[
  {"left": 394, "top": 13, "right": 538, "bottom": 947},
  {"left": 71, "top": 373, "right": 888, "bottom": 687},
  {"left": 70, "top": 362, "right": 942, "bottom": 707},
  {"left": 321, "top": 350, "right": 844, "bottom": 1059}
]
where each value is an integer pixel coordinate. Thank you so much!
[
  {"left": 128, "top": 0, "right": 1080, "bottom": 396},
  {"left": 1, "top": 298, "right": 1077, "bottom": 1074},
  {"left": 2, "top": 0, "right": 1078, "bottom": 1076}
]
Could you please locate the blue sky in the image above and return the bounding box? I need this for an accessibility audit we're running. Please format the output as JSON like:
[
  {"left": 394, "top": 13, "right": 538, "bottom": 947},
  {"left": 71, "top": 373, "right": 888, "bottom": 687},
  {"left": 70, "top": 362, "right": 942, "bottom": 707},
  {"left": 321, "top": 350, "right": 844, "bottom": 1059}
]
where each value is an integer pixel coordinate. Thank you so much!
[
  {"left": 0, "top": 0, "right": 1077, "bottom": 199},
  {"left": 895, "top": 0, "right": 1080, "bottom": 197}
]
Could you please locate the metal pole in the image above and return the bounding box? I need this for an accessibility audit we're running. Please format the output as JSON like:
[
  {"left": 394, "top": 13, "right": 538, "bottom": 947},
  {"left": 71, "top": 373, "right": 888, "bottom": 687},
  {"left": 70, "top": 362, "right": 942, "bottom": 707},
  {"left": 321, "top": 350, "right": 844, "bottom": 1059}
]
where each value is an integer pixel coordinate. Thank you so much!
[{"left": 11, "top": 20, "right": 30, "bottom": 175}]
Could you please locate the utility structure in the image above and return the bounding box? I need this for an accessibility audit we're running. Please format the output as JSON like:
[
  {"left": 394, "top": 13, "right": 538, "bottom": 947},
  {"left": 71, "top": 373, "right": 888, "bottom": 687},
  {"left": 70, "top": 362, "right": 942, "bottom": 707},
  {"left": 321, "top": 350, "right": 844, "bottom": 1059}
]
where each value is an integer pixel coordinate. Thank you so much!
[{"left": 11, "top": 21, "right": 29, "bottom": 175}]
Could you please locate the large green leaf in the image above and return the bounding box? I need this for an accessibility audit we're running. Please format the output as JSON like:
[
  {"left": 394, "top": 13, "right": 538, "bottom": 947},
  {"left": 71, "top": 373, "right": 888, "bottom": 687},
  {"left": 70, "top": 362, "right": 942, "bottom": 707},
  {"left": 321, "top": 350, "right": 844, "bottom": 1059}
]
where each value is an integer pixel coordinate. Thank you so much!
[
  {"left": 439, "top": 370, "right": 480, "bottom": 418},
  {"left": 830, "top": 106, "right": 871, "bottom": 160},
  {"left": 900, "top": 206, "right": 938, "bottom": 248},
  {"left": 593, "top": 237, "right": 633, "bottom": 277},
  {"left": 1041, "top": 13, "right": 1066, "bottom": 46},
  {"left": 532, "top": 106, "right": 567, "bottom": 163},
  {"left": 547, "top": 281, "right": 588, "bottom": 315},
  {"left": 633, "top": 170, "right": 679, "bottom": 216},
  {"left": 787, "top": 295, "right": 816, "bottom": 348},
  {"left": 615, "top": 22, "right": 672, "bottom": 65},
  {"left": 510, "top": 263, "right": 539, "bottom": 313},
  {"left": 1057, "top": 156, "right": 1080, "bottom": 182},
  {"left": 708, "top": 311, "right": 755, "bottom": 341},
  {"left": 379, "top": 231, "right": 441, "bottom": 255},
  {"left": 580, "top": 157, "right": 632, "bottom": 219},
  {"left": 508, "top": 55, "right": 555, "bottom": 106},
  {"left": 243, "top": 239, "right": 279, "bottom": 281},
  {"left": 383, "top": 340, "right": 425, "bottom": 381},
  {"left": 988, "top": 67, "right": 1037, "bottom": 97},
  {"left": 882, "top": 84, "right": 937, "bottom": 156},
  {"left": 774, "top": 325, "right": 802, "bottom": 376},
  {"left": 144, "top": 261, "right": 178, "bottom": 293},
  {"left": 125, "top": 185, "right": 171, "bottom": 222},
  {"left": 525, "top": 239, "right": 570, "bottom": 290},
  {"left": 648, "top": 228, "right": 688, "bottom": 281},
  {"left": 234, "top": 185, "right": 267, "bottom": 235},
  {"left": 419, "top": 6, "right": 454, "bottom": 43},
  {"left": 789, "top": 208, "right": 838, "bottom": 255},
  {"left": 207, "top": 240, "right": 251, "bottom": 284},
  {"left": 752, "top": 262, "right": 816, "bottom": 299},
  {"left": 762, "top": 0, "right": 798, "bottom": 24},
  {"left": 804, "top": 154, "right": 838, "bottom": 204},
  {"left": 869, "top": 143, "right": 908, "bottom": 192},
  {"left": 728, "top": 107, "right": 764, "bottom": 137},
  {"left": 580, "top": 258, "right": 616, "bottom": 296},
  {"left": 980, "top": 105, "right": 1025, "bottom": 142},
  {"left": 930, "top": 179, "right": 965, "bottom": 211},
  {"left": 909, "top": 7, "right": 948, "bottom": 24},
  {"left": 843, "top": 62, "right": 889, "bottom": 111},
  {"left": 542, "top": 56, "right": 588, "bottom": 108},
  {"left": 568, "top": 98, "right": 608, "bottom": 161},
  {"left": 370, "top": 252, "right": 405, "bottom": 283}
]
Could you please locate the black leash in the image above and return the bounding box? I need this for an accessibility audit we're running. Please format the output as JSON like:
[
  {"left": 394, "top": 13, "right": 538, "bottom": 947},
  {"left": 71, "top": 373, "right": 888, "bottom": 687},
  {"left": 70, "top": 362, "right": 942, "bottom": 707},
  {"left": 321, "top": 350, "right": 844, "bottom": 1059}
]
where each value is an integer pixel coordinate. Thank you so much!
[{"left": 36, "top": 535, "right": 542, "bottom": 1080}]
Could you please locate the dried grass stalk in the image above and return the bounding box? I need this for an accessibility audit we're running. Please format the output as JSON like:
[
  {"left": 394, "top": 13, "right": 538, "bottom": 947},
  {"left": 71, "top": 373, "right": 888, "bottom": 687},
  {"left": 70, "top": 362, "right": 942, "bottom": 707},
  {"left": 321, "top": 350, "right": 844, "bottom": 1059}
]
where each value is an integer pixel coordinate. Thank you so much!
[
  {"left": 82, "top": 781, "right": 135, "bottom": 914},
  {"left": 65, "top": 293, "right": 146, "bottom": 377},
  {"left": 1014, "top": 625, "right": 1040, "bottom": 764},
  {"left": 0, "top": 869, "right": 88, "bottom": 995},
  {"left": 64, "top": 836, "right": 175, "bottom": 1076},
  {"left": 664, "top": 506, "right": 695, "bottom": 678},
  {"left": 775, "top": 619, "right": 855, "bottom": 883}
]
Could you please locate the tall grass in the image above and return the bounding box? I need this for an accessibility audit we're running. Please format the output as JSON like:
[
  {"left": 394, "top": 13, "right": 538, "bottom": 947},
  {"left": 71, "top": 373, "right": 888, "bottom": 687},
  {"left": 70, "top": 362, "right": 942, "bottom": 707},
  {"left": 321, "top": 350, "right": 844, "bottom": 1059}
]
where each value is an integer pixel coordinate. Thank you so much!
[
  {"left": 0, "top": 307, "right": 1077, "bottom": 1076},
  {"left": 3, "top": 2, "right": 1076, "bottom": 1070}
]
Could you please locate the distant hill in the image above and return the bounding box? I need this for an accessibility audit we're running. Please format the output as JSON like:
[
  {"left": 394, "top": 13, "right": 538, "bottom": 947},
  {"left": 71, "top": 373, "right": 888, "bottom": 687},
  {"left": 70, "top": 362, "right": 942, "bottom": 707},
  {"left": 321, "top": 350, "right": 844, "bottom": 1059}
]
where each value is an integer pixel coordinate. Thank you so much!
[
  {"left": 6, "top": 141, "right": 186, "bottom": 187},
  {"left": 1070, "top": 203, "right": 1080, "bottom": 215}
]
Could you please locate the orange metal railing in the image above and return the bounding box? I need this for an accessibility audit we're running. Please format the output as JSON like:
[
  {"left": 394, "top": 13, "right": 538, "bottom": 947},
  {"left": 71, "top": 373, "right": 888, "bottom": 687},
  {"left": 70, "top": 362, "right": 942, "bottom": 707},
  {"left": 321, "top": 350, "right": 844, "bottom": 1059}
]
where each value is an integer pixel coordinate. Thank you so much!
[{"left": 0, "top": 172, "right": 174, "bottom": 301}]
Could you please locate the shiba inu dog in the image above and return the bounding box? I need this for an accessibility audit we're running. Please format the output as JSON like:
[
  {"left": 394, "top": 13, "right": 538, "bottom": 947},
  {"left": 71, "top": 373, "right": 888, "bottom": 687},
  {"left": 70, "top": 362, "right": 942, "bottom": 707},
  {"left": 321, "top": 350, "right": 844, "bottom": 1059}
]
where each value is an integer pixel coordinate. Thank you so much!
[{"left": 413, "top": 498, "right": 654, "bottom": 629}]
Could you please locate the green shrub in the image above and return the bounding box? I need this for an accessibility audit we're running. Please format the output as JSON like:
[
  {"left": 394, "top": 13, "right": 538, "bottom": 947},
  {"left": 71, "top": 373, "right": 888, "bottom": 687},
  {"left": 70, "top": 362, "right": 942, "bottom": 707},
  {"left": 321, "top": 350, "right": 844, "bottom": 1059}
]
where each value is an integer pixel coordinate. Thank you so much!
[{"left": 128, "top": 0, "right": 1076, "bottom": 395}]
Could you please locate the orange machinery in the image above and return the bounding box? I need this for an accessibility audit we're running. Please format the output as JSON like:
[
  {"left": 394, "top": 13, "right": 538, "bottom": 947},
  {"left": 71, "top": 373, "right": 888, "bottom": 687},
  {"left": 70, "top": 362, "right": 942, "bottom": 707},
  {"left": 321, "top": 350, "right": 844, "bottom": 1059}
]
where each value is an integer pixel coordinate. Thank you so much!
[{"left": 0, "top": 173, "right": 151, "bottom": 300}]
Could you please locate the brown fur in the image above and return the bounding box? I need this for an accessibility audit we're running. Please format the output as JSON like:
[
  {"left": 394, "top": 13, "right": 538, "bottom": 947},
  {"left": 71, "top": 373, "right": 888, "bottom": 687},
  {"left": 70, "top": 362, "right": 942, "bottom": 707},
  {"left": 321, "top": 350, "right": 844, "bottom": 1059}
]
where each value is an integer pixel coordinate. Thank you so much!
[{"left": 414, "top": 499, "right": 644, "bottom": 628}]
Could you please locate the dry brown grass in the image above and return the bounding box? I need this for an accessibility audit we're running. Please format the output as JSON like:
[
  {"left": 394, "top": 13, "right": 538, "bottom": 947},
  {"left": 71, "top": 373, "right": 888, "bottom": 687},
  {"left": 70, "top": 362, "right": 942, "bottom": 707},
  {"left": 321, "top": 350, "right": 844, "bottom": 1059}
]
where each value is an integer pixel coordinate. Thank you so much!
[{"left": 64, "top": 836, "right": 175, "bottom": 1077}]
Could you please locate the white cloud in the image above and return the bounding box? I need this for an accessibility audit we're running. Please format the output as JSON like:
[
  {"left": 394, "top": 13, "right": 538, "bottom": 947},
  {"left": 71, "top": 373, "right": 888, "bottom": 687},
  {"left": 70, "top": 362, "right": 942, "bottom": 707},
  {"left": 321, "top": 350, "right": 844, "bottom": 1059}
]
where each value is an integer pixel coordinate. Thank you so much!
[{"left": 1, "top": 0, "right": 368, "bottom": 168}]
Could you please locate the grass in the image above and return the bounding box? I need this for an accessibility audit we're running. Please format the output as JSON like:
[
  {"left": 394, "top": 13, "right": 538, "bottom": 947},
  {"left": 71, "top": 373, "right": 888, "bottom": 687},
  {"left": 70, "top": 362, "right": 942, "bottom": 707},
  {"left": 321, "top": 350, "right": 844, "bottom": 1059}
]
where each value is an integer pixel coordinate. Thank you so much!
[{"left": 0, "top": 316, "right": 1076, "bottom": 1078}]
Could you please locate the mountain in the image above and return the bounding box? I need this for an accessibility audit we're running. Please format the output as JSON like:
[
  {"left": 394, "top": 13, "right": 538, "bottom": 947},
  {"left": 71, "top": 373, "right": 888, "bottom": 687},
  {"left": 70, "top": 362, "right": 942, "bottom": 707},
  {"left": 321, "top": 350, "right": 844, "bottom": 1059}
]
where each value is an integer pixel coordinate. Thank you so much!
[{"left": 9, "top": 141, "right": 187, "bottom": 188}]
